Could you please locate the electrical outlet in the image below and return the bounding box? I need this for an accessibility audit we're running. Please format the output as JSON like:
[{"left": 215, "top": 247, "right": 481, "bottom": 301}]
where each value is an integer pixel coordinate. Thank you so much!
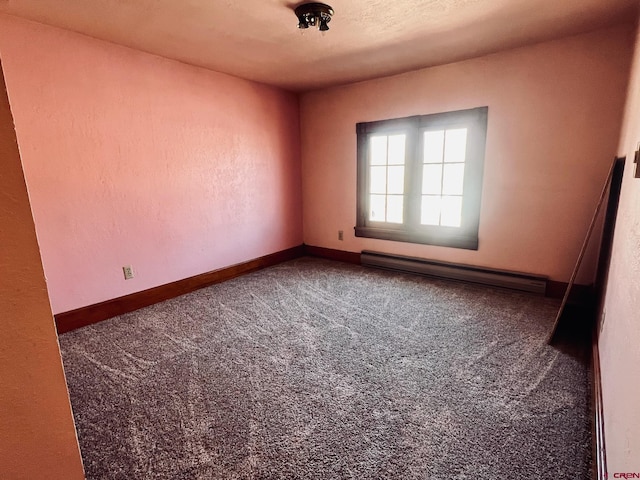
[
  {"left": 338, "top": 230, "right": 344, "bottom": 241},
  {"left": 123, "top": 265, "right": 135, "bottom": 280}
]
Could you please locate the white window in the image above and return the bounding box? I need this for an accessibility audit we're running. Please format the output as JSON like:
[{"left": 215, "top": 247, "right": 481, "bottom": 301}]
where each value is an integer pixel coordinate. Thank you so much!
[{"left": 355, "top": 107, "right": 488, "bottom": 250}]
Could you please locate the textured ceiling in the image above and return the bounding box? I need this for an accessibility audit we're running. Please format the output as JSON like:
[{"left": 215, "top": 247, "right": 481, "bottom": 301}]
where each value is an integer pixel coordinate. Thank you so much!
[{"left": 0, "top": 0, "right": 636, "bottom": 91}]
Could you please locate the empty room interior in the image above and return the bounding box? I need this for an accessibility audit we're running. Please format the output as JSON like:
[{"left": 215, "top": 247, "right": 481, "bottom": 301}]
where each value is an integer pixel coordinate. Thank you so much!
[{"left": 1, "top": 0, "right": 640, "bottom": 478}]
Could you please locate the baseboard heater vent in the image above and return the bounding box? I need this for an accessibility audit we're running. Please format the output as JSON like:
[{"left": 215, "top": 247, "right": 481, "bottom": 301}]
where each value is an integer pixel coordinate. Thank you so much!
[{"left": 361, "top": 251, "right": 547, "bottom": 295}]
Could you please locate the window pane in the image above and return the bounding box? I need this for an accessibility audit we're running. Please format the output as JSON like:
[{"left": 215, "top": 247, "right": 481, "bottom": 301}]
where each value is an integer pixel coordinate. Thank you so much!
[
  {"left": 444, "top": 128, "right": 467, "bottom": 163},
  {"left": 387, "top": 166, "right": 405, "bottom": 194},
  {"left": 370, "top": 166, "right": 387, "bottom": 194},
  {"left": 386, "top": 195, "right": 403, "bottom": 223},
  {"left": 388, "top": 134, "right": 406, "bottom": 165},
  {"left": 441, "top": 196, "right": 463, "bottom": 227},
  {"left": 442, "top": 163, "right": 465, "bottom": 195},
  {"left": 370, "top": 136, "right": 388, "bottom": 165},
  {"left": 421, "top": 195, "right": 441, "bottom": 225},
  {"left": 370, "top": 195, "right": 386, "bottom": 222},
  {"left": 422, "top": 164, "right": 443, "bottom": 195},
  {"left": 424, "top": 130, "right": 444, "bottom": 163}
]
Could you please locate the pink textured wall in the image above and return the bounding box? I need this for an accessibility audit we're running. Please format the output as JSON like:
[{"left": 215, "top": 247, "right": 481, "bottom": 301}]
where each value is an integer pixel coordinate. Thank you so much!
[
  {"left": 599, "top": 19, "right": 640, "bottom": 473},
  {"left": 0, "top": 14, "right": 302, "bottom": 314},
  {"left": 300, "top": 25, "right": 634, "bottom": 283},
  {"left": 0, "top": 61, "right": 84, "bottom": 479}
]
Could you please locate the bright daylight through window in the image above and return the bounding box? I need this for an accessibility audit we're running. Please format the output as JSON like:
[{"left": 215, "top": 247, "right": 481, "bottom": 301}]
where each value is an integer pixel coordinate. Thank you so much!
[{"left": 355, "top": 107, "right": 488, "bottom": 250}]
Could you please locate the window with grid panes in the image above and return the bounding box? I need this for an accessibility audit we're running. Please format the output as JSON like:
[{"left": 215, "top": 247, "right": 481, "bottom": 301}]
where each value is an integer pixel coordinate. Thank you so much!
[{"left": 355, "top": 107, "right": 488, "bottom": 249}]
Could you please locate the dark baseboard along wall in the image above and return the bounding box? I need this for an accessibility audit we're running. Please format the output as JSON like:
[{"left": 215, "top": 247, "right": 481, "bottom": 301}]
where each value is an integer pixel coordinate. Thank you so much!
[
  {"left": 55, "top": 244, "right": 589, "bottom": 333},
  {"left": 592, "top": 338, "right": 607, "bottom": 480},
  {"left": 303, "top": 245, "right": 361, "bottom": 264},
  {"left": 55, "top": 245, "right": 305, "bottom": 334}
]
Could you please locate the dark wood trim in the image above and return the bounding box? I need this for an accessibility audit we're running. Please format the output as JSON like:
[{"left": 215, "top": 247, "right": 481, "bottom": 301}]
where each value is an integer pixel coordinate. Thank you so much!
[
  {"left": 594, "top": 157, "right": 625, "bottom": 327},
  {"left": 547, "top": 157, "right": 619, "bottom": 343},
  {"left": 593, "top": 337, "right": 607, "bottom": 480},
  {"left": 55, "top": 245, "right": 305, "bottom": 334},
  {"left": 303, "top": 245, "right": 361, "bottom": 264},
  {"left": 588, "top": 160, "right": 623, "bottom": 480}
]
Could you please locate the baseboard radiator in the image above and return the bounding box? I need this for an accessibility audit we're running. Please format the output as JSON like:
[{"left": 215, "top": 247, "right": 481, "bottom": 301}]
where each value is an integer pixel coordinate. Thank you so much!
[{"left": 361, "top": 251, "right": 547, "bottom": 295}]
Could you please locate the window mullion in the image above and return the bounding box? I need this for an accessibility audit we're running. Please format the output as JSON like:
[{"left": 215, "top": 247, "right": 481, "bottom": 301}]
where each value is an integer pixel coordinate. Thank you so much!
[
  {"left": 405, "top": 123, "right": 422, "bottom": 229},
  {"left": 356, "top": 128, "right": 370, "bottom": 227}
]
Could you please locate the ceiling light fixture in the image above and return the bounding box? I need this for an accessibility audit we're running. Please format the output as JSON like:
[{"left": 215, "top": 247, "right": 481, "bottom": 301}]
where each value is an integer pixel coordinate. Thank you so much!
[{"left": 295, "top": 2, "right": 334, "bottom": 32}]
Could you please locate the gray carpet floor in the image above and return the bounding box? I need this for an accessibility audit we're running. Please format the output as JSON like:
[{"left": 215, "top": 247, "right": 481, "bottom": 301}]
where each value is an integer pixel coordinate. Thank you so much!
[{"left": 59, "top": 257, "right": 592, "bottom": 479}]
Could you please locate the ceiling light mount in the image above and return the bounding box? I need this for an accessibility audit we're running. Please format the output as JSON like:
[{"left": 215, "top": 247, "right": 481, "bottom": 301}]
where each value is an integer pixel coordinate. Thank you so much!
[{"left": 295, "top": 2, "right": 334, "bottom": 32}]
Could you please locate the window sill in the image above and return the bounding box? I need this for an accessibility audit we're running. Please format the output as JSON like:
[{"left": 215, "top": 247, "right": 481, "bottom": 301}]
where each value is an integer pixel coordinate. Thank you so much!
[{"left": 354, "top": 226, "right": 478, "bottom": 250}]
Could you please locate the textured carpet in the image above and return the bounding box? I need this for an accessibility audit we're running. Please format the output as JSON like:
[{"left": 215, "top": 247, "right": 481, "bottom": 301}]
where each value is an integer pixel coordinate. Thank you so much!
[{"left": 59, "top": 257, "right": 592, "bottom": 479}]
